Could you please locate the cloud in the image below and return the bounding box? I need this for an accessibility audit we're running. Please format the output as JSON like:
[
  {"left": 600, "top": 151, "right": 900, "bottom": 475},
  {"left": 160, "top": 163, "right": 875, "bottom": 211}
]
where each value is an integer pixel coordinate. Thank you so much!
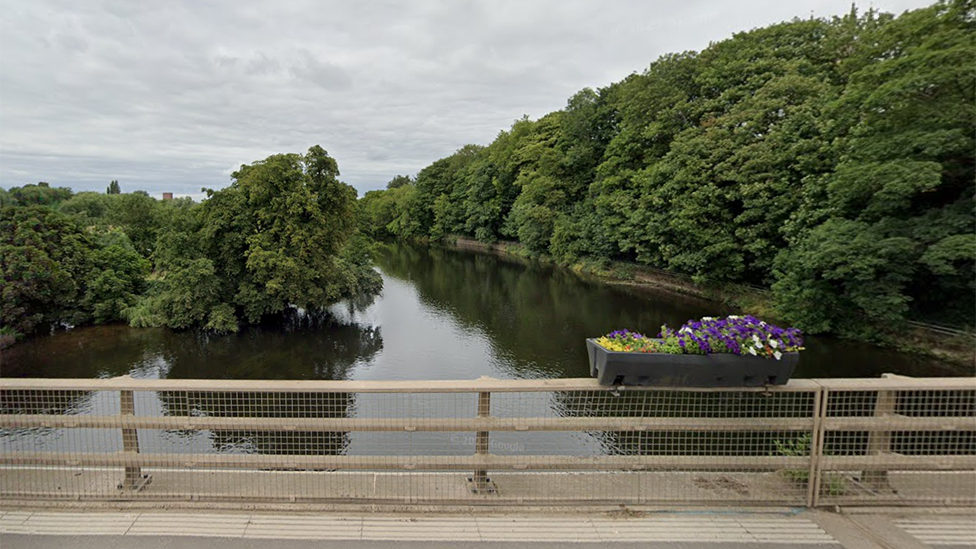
[{"left": 0, "top": 0, "right": 933, "bottom": 197}]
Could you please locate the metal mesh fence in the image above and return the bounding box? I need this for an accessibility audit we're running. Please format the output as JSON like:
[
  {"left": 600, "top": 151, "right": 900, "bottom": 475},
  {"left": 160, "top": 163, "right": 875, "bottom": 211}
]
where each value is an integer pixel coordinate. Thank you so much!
[
  {"left": 0, "top": 376, "right": 971, "bottom": 507},
  {"left": 815, "top": 378, "right": 976, "bottom": 506}
]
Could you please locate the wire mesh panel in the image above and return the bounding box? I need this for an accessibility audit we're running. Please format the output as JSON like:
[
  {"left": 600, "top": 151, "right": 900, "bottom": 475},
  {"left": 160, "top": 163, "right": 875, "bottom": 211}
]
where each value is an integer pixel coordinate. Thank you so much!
[
  {"left": 0, "top": 388, "right": 123, "bottom": 499},
  {"left": 0, "top": 376, "right": 970, "bottom": 507},
  {"left": 816, "top": 378, "right": 976, "bottom": 507},
  {"left": 489, "top": 387, "right": 818, "bottom": 504}
]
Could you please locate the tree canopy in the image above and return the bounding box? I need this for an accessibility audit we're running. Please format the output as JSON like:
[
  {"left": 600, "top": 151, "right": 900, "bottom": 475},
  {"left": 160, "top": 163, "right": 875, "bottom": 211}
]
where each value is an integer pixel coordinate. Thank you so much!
[
  {"left": 358, "top": 1, "right": 975, "bottom": 339},
  {"left": 1, "top": 146, "right": 381, "bottom": 343}
]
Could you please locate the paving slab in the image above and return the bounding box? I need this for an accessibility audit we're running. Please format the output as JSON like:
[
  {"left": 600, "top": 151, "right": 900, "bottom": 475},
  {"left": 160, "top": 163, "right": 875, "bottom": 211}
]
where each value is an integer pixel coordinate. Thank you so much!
[
  {"left": 3, "top": 507, "right": 974, "bottom": 548},
  {"left": 0, "top": 509, "right": 847, "bottom": 545}
]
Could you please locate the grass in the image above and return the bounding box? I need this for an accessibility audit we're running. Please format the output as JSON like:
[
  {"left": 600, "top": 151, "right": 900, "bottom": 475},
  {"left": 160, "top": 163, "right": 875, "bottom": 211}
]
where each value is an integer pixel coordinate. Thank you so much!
[{"left": 773, "top": 433, "right": 847, "bottom": 496}]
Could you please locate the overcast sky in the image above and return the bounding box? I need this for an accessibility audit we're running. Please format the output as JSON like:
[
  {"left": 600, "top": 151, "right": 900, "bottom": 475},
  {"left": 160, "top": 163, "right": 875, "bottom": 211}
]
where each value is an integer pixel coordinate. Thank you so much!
[{"left": 0, "top": 0, "right": 933, "bottom": 198}]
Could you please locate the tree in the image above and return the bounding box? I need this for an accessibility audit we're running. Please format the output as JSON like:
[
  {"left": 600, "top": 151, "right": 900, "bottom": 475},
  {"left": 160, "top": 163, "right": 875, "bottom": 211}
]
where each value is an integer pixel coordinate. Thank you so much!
[
  {"left": 58, "top": 192, "right": 114, "bottom": 226},
  {"left": 386, "top": 174, "right": 412, "bottom": 189},
  {"left": 84, "top": 229, "right": 150, "bottom": 324},
  {"left": 6, "top": 182, "right": 73, "bottom": 206},
  {"left": 774, "top": 0, "right": 976, "bottom": 329},
  {"left": 109, "top": 192, "right": 159, "bottom": 257},
  {"left": 106, "top": 180, "right": 121, "bottom": 194},
  {"left": 130, "top": 145, "right": 382, "bottom": 331},
  {"left": 359, "top": 186, "right": 411, "bottom": 239},
  {"left": 0, "top": 206, "right": 93, "bottom": 335},
  {"left": 357, "top": 1, "right": 976, "bottom": 339}
]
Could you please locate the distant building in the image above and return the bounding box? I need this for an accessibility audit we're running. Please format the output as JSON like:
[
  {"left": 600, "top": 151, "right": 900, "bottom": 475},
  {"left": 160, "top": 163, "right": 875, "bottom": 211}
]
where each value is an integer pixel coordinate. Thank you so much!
[{"left": 162, "top": 192, "right": 173, "bottom": 200}]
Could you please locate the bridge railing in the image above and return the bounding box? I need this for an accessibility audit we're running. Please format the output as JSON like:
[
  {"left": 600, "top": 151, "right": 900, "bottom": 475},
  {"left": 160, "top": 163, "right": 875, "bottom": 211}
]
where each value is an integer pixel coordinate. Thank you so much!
[{"left": 0, "top": 376, "right": 972, "bottom": 506}]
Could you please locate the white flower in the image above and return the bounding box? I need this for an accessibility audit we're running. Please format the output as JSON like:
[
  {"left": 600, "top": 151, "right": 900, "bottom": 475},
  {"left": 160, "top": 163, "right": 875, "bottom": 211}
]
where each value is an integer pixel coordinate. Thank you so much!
[
  {"left": 752, "top": 334, "right": 761, "bottom": 345},
  {"left": 702, "top": 316, "right": 715, "bottom": 321},
  {"left": 728, "top": 315, "right": 741, "bottom": 319},
  {"left": 748, "top": 347, "right": 757, "bottom": 356},
  {"left": 769, "top": 339, "right": 779, "bottom": 348},
  {"left": 773, "top": 350, "right": 783, "bottom": 360},
  {"left": 680, "top": 327, "right": 692, "bottom": 333}
]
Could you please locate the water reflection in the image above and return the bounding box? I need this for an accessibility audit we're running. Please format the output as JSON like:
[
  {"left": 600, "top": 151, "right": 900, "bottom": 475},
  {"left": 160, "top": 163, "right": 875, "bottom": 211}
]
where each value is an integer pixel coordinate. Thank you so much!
[
  {"left": 1, "top": 242, "right": 960, "bottom": 382},
  {"left": 1, "top": 309, "right": 382, "bottom": 381},
  {"left": 374, "top": 243, "right": 723, "bottom": 380},
  {"left": 0, "top": 241, "right": 965, "bottom": 459},
  {"left": 157, "top": 391, "right": 354, "bottom": 456}
]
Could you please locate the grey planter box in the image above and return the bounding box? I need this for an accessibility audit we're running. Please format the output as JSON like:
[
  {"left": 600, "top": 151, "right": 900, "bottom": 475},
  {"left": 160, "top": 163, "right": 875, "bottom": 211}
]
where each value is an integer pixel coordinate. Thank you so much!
[{"left": 586, "top": 338, "right": 798, "bottom": 387}]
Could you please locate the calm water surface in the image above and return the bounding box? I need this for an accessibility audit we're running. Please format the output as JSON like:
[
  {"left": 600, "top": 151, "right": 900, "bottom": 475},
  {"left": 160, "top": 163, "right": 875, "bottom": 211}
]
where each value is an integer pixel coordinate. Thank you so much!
[
  {"left": 0, "top": 243, "right": 965, "bottom": 458},
  {"left": 1, "top": 242, "right": 963, "bottom": 381}
]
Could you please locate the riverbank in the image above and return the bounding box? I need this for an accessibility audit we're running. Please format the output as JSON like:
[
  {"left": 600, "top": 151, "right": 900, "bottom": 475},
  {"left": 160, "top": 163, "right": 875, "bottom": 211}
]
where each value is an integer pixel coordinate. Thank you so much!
[{"left": 446, "top": 236, "right": 975, "bottom": 371}]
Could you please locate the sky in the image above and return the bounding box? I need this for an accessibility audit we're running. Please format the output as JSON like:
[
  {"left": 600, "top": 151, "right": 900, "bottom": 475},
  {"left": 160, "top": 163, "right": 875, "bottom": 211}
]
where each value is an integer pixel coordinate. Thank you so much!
[{"left": 0, "top": 0, "right": 934, "bottom": 198}]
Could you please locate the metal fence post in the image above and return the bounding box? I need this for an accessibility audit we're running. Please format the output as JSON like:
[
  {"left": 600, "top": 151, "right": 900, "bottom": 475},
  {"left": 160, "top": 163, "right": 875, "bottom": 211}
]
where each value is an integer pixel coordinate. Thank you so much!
[
  {"left": 862, "top": 389, "right": 896, "bottom": 489},
  {"left": 470, "top": 391, "right": 494, "bottom": 493},
  {"left": 807, "top": 386, "right": 827, "bottom": 507},
  {"left": 120, "top": 390, "right": 143, "bottom": 490}
]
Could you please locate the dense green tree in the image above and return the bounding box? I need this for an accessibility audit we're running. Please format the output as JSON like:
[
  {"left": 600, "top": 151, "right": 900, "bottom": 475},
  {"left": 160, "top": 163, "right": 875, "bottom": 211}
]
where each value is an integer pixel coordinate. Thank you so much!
[
  {"left": 772, "top": 219, "right": 917, "bottom": 335},
  {"left": 0, "top": 206, "right": 93, "bottom": 335},
  {"left": 106, "top": 180, "right": 121, "bottom": 194},
  {"left": 359, "top": 185, "right": 412, "bottom": 239},
  {"left": 1, "top": 205, "right": 154, "bottom": 339},
  {"left": 57, "top": 191, "right": 161, "bottom": 258},
  {"left": 774, "top": 0, "right": 975, "bottom": 329},
  {"left": 58, "top": 192, "right": 114, "bottom": 225},
  {"left": 360, "top": 0, "right": 975, "bottom": 340},
  {"left": 386, "top": 174, "right": 412, "bottom": 189},
  {"left": 84, "top": 229, "right": 150, "bottom": 324},
  {"left": 5, "top": 182, "right": 73, "bottom": 207},
  {"left": 129, "top": 145, "right": 382, "bottom": 332},
  {"left": 110, "top": 192, "right": 159, "bottom": 257},
  {"left": 3, "top": 147, "right": 382, "bottom": 340},
  {"left": 462, "top": 118, "right": 535, "bottom": 243}
]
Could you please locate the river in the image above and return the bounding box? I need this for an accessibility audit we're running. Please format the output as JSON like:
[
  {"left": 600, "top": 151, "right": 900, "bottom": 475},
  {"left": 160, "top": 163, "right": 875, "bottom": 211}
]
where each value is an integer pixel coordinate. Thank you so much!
[
  {"left": 0, "top": 242, "right": 964, "bottom": 459},
  {"left": 1, "top": 242, "right": 960, "bottom": 381}
]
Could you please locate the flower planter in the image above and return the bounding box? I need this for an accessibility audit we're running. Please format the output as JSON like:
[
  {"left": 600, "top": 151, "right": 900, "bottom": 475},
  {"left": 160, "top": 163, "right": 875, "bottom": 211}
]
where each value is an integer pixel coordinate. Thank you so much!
[{"left": 586, "top": 338, "right": 798, "bottom": 387}]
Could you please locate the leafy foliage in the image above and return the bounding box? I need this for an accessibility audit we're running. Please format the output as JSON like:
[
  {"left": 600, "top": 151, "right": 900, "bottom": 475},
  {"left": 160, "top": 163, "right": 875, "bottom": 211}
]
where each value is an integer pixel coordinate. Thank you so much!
[
  {"left": 1, "top": 146, "right": 382, "bottom": 340},
  {"left": 4, "top": 182, "right": 73, "bottom": 207},
  {"left": 131, "top": 145, "right": 381, "bottom": 331},
  {"left": 1, "top": 206, "right": 92, "bottom": 335},
  {"left": 361, "top": 1, "right": 975, "bottom": 339}
]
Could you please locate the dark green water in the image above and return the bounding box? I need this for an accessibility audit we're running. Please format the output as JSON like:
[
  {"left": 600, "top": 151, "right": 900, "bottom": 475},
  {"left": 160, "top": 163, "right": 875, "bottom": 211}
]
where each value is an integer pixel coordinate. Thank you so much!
[
  {"left": 0, "top": 242, "right": 962, "bottom": 381},
  {"left": 0, "top": 242, "right": 967, "bottom": 459}
]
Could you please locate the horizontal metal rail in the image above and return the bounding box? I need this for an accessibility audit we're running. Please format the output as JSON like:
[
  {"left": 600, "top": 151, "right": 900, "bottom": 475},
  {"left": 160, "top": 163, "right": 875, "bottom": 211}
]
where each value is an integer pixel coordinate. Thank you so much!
[
  {"left": 0, "top": 452, "right": 810, "bottom": 471},
  {"left": 819, "top": 455, "right": 976, "bottom": 471},
  {"left": 0, "top": 415, "right": 814, "bottom": 432},
  {"left": 0, "top": 375, "right": 973, "bottom": 507},
  {"left": 822, "top": 416, "right": 975, "bottom": 432},
  {"left": 2, "top": 375, "right": 969, "bottom": 392},
  {"left": 0, "top": 376, "right": 824, "bottom": 393}
]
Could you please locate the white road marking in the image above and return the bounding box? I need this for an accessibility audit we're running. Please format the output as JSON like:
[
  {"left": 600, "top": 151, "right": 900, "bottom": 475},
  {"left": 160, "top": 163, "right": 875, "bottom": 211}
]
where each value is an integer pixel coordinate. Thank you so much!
[
  {"left": 0, "top": 510, "right": 841, "bottom": 543},
  {"left": 895, "top": 518, "right": 976, "bottom": 546}
]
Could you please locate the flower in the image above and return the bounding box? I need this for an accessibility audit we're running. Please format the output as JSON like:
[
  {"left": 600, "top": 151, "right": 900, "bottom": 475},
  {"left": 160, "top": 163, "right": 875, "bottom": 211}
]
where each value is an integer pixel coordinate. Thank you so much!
[{"left": 594, "top": 315, "right": 803, "bottom": 359}]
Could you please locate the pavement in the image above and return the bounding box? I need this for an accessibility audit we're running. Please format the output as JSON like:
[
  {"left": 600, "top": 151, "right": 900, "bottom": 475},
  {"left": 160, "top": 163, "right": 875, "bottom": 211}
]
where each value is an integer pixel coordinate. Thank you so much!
[{"left": 0, "top": 508, "right": 973, "bottom": 548}]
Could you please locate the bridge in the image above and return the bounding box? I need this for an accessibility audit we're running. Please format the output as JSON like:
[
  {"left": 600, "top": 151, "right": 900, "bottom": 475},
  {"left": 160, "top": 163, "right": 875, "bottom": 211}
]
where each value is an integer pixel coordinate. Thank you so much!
[{"left": 0, "top": 374, "right": 972, "bottom": 508}]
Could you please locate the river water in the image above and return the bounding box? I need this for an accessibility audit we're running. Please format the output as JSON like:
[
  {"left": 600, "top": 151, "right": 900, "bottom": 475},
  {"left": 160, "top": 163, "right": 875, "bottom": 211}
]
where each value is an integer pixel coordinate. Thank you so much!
[
  {"left": 0, "top": 242, "right": 964, "bottom": 459},
  {"left": 0, "top": 242, "right": 960, "bottom": 381}
]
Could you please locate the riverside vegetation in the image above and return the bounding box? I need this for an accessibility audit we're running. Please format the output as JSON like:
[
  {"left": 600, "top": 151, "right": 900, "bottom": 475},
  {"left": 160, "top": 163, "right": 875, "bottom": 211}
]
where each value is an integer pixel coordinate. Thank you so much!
[
  {"left": 358, "top": 2, "right": 974, "bottom": 352},
  {"left": 0, "top": 146, "right": 382, "bottom": 346},
  {"left": 1, "top": 3, "right": 972, "bottom": 364}
]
